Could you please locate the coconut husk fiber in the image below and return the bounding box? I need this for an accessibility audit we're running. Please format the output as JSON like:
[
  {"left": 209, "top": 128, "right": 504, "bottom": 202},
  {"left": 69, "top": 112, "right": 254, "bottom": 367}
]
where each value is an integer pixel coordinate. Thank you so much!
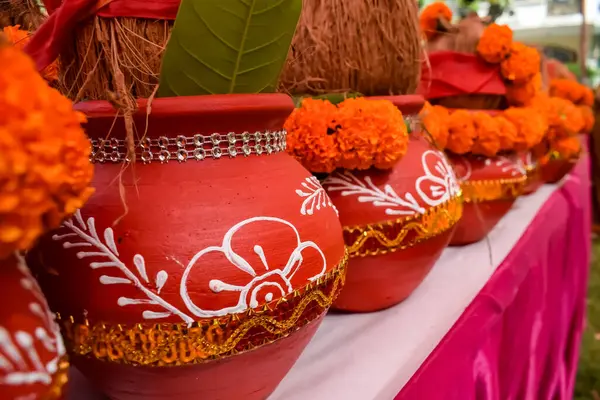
[
  {"left": 0, "top": 0, "right": 45, "bottom": 30},
  {"left": 278, "top": 0, "right": 422, "bottom": 96},
  {"left": 58, "top": 17, "right": 172, "bottom": 102}
]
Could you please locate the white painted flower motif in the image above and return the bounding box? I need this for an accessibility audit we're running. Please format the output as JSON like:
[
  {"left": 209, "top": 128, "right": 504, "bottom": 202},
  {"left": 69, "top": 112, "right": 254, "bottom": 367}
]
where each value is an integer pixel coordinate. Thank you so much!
[
  {"left": 181, "top": 217, "right": 327, "bottom": 318},
  {"left": 295, "top": 177, "right": 338, "bottom": 216},
  {"left": 416, "top": 150, "right": 461, "bottom": 207},
  {"left": 323, "top": 171, "right": 426, "bottom": 216},
  {"left": 0, "top": 255, "right": 65, "bottom": 393},
  {"left": 491, "top": 157, "right": 527, "bottom": 177},
  {"left": 53, "top": 212, "right": 327, "bottom": 323}
]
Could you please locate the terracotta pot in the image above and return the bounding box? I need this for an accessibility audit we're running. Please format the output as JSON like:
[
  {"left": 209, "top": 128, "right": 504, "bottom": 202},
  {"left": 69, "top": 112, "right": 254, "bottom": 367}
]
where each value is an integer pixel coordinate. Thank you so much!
[
  {"left": 448, "top": 155, "right": 527, "bottom": 246},
  {"left": 0, "top": 254, "right": 68, "bottom": 399},
  {"left": 322, "top": 95, "right": 463, "bottom": 312},
  {"left": 516, "top": 152, "right": 543, "bottom": 195},
  {"left": 540, "top": 157, "right": 578, "bottom": 184},
  {"left": 27, "top": 94, "right": 346, "bottom": 400}
]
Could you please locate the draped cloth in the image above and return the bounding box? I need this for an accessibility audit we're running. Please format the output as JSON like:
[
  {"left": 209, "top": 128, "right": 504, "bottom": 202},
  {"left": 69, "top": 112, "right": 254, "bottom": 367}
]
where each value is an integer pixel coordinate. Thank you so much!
[{"left": 396, "top": 150, "right": 591, "bottom": 400}]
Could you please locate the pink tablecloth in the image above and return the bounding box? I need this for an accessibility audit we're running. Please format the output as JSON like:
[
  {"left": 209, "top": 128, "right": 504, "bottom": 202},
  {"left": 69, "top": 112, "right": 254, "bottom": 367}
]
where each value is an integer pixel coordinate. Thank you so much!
[{"left": 396, "top": 155, "right": 591, "bottom": 400}]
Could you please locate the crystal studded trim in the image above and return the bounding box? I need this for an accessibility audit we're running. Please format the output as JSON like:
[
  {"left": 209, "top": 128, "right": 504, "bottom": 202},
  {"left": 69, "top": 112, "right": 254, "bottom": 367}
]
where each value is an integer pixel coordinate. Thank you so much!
[{"left": 90, "top": 130, "right": 287, "bottom": 164}]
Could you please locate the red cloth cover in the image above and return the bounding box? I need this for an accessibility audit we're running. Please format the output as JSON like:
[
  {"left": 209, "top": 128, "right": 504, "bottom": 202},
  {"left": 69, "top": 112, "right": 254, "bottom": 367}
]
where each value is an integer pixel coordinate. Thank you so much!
[{"left": 418, "top": 51, "right": 507, "bottom": 100}]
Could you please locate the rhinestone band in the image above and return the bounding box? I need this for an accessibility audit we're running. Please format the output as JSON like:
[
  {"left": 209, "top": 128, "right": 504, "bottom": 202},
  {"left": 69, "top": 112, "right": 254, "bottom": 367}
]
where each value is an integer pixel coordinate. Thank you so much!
[{"left": 90, "top": 130, "right": 287, "bottom": 164}]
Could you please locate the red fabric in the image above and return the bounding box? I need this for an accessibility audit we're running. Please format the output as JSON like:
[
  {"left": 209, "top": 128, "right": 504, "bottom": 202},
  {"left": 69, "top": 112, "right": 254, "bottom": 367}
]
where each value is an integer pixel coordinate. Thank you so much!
[
  {"left": 42, "top": 0, "right": 179, "bottom": 17},
  {"left": 395, "top": 150, "right": 591, "bottom": 400},
  {"left": 418, "top": 51, "right": 506, "bottom": 100},
  {"left": 25, "top": 0, "right": 178, "bottom": 73}
]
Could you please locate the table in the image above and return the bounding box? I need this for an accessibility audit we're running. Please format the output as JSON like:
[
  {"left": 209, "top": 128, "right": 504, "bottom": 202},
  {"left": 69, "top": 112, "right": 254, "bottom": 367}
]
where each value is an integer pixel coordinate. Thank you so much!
[{"left": 68, "top": 155, "right": 591, "bottom": 400}]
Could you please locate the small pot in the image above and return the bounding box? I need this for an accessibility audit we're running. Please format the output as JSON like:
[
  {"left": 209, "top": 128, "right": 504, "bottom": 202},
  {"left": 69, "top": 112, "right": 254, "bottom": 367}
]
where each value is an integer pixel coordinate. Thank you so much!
[
  {"left": 448, "top": 154, "right": 527, "bottom": 245},
  {"left": 322, "top": 95, "right": 463, "bottom": 312},
  {"left": 517, "top": 152, "right": 543, "bottom": 195}
]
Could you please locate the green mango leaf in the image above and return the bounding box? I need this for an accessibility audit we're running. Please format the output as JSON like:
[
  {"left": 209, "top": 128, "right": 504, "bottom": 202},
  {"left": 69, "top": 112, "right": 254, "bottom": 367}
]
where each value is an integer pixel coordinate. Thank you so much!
[{"left": 158, "top": 0, "right": 302, "bottom": 97}]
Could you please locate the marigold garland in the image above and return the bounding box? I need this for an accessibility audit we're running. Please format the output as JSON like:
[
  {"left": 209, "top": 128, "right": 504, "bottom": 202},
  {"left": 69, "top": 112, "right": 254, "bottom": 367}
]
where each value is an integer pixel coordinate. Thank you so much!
[
  {"left": 494, "top": 115, "right": 518, "bottom": 150},
  {"left": 549, "top": 78, "right": 594, "bottom": 106},
  {"left": 502, "top": 107, "right": 547, "bottom": 152},
  {"left": 0, "top": 43, "right": 94, "bottom": 259},
  {"left": 446, "top": 110, "right": 476, "bottom": 155},
  {"left": 420, "top": 102, "right": 450, "bottom": 149},
  {"left": 336, "top": 98, "right": 409, "bottom": 170},
  {"left": 285, "top": 98, "right": 340, "bottom": 173},
  {"left": 2, "top": 25, "right": 58, "bottom": 82},
  {"left": 580, "top": 105, "right": 594, "bottom": 134},
  {"left": 477, "top": 23, "right": 513, "bottom": 64},
  {"left": 553, "top": 136, "right": 581, "bottom": 160},
  {"left": 471, "top": 112, "right": 501, "bottom": 157},
  {"left": 285, "top": 98, "right": 409, "bottom": 173},
  {"left": 505, "top": 73, "right": 542, "bottom": 106},
  {"left": 419, "top": 2, "right": 453, "bottom": 40},
  {"left": 500, "top": 42, "right": 540, "bottom": 85}
]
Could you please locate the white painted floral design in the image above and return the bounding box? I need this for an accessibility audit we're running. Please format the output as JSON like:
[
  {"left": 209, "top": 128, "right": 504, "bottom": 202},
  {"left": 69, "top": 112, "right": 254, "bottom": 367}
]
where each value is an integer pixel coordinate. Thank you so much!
[
  {"left": 323, "top": 150, "right": 459, "bottom": 216},
  {"left": 485, "top": 157, "right": 527, "bottom": 177},
  {"left": 295, "top": 177, "right": 338, "bottom": 216},
  {"left": 416, "top": 150, "right": 461, "bottom": 207},
  {"left": 0, "top": 255, "right": 65, "bottom": 394},
  {"left": 53, "top": 212, "right": 326, "bottom": 323},
  {"left": 180, "top": 217, "right": 327, "bottom": 318},
  {"left": 53, "top": 211, "right": 193, "bottom": 324}
]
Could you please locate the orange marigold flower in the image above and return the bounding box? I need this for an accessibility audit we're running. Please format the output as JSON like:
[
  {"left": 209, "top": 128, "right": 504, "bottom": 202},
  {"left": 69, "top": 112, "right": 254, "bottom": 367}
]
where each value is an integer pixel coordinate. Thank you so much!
[
  {"left": 446, "top": 110, "right": 476, "bottom": 155},
  {"left": 494, "top": 115, "right": 518, "bottom": 151},
  {"left": 2, "top": 26, "right": 59, "bottom": 82},
  {"left": 336, "top": 98, "right": 409, "bottom": 170},
  {"left": 579, "top": 105, "right": 594, "bottom": 134},
  {"left": 552, "top": 136, "right": 581, "bottom": 160},
  {"left": 420, "top": 2, "right": 453, "bottom": 40},
  {"left": 550, "top": 78, "right": 595, "bottom": 107},
  {"left": 503, "top": 107, "right": 547, "bottom": 151},
  {"left": 544, "top": 97, "right": 584, "bottom": 140},
  {"left": 500, "top": 42, "right": 540, "bottom": 84},
  {"left": 0, "top": 44, "right": 94, "bottom": 259},
  {"left": 506, "top": 73, "right": 542, "bottom": 107},
  {"left": 471, "top": 112, "right": 501, "bottom": 157},
  {"left": 285, "top": 98, "right": 340, "bottom": 173},
  {"left": 477, "top": 23, "right": 513, "bottom": 64},
  {"left": 420, "top": 102, "right": 450, "bottom": 149}
]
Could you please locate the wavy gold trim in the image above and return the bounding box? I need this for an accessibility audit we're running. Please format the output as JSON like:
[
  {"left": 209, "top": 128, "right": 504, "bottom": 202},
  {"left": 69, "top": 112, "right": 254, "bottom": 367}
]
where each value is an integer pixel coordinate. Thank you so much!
[
  {"left": 461, "top": 176, "right": 527, "bottom": 203},
  {"left": 58, "top": 252, "right": 348, "bottom": 367},
  {"left": 343, "top": 195, "right": 463, "bottom": 258}
]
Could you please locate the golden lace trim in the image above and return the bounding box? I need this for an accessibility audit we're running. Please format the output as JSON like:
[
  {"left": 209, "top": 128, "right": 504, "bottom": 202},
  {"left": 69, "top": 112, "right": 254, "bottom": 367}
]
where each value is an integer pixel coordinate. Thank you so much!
[
  {"left": 461, "top": 176, "right": 527, "bottom": 203},
  {"left": 344, "top": 194, "right": 463, "bottom": 258},
  {"left": 58, "top": 252, "right": 348, "bottom": 367},
  {"left": 42, "top": 356, "right": 69, "bottom": 400}
]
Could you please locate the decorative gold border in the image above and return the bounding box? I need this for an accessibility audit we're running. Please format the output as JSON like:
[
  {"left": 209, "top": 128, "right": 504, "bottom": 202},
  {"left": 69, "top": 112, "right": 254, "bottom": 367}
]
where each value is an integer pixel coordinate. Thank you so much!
[
  {"left": 343, "top": 194, "right": 464, "bottom": 258},
  {"left": 58, "top": 252, "right": 348, "bottom": 367},
  {"left": 461, "top": 176, "right": 527, "bottom": 203},
  {"left": 42, "top": 356, "right": 69, "bottom": 400}
]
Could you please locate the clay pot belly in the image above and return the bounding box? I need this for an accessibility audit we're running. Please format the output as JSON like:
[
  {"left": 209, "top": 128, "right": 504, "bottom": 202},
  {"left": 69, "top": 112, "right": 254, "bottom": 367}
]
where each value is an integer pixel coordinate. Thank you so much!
[
  {"left": 324, "top": 134, "right": 463, "bottom": 312},
  {"left": 448, "top": 154, "right": 527, "bottom": 246},
  {"left": 26, "top": 94, "right": 347, "bottom": 400}
]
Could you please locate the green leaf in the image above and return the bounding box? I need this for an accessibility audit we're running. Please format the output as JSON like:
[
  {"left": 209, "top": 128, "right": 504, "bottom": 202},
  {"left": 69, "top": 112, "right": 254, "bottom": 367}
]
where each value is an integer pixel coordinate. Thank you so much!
[{"left": 158, "top": 0, "right": 302, "bottom": 97}]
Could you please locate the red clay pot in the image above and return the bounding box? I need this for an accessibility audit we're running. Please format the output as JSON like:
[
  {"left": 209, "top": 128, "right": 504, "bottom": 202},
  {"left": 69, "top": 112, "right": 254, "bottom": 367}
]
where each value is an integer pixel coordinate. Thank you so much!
[
  {"left": 27, "top": 94, "right": 346, "bottom": 400},
  {"left": 540, "top": 157, "right": 578, "bottom": 184},
  {"left": 448, "top": 155, "right": 527, "bottom": 246},
  {"left": 516, "top": 152, "right": 543, "bottom": 195},
  {"left": 322, "top": 95, "right": 463, "bottom": 312},
  {"left": 0, "top": 254, "right": 68, "bottom": 400}
]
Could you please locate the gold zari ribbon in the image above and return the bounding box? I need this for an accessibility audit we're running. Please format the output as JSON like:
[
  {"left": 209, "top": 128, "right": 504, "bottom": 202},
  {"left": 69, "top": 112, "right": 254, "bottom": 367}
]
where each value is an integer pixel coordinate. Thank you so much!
[
  {"left": 344, "top": 194, "right": 463, "bottom": 258},
  {"left": 461, "top": 176, "right": 527, "bottom": 203},
  {"left": 58, "top": 253, "right": 347, "bottom": 367}
]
